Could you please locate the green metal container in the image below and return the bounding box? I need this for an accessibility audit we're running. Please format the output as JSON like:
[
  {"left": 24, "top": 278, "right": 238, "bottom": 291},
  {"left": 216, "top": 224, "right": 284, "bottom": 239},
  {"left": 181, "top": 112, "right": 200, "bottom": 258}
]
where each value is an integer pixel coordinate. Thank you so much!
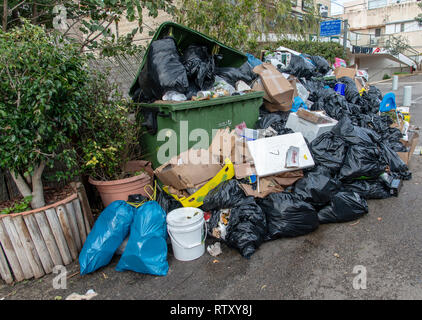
[
  {"left": 131, "top": 22, "right": 264, "bottom": 169},
  {"left": 138, "top": 92, "right": 264, "bottom": 169}
]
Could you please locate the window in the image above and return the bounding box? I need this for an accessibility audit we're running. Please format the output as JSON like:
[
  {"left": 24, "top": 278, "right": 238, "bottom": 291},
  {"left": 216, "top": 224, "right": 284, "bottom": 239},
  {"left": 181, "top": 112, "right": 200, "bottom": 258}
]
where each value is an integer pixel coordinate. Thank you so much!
[
  {"left": 302, "top": 0, "right": 314, "bottom": 12},
  {"left": 375, "top": 28, "right": 381, "bottom": 37},
  {"left": 400, "top": 23, "right": 405, "bottom": 32},
  {"left": 368, "top": 0, "right": 387, "bottom": 9}
]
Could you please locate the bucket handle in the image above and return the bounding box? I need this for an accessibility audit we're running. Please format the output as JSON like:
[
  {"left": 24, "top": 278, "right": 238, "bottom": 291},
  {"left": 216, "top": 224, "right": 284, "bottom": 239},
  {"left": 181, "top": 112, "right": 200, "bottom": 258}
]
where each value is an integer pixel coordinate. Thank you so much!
[{"left": 168, "top": 222, "right": 207, "bottom": 250}]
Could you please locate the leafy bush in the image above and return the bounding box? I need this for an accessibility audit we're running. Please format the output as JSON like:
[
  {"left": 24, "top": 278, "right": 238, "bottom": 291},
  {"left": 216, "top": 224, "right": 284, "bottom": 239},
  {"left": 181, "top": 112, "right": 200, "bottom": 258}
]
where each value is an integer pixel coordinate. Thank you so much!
[
  {"left": 76, "top": 70, "right": 142, "bottom": 181},
  {"left": 0, "top": 196, "right": 33, "bottom": 215},
  {"left": 270, "top": 39, "right": 347, "bottom": 64},
  {"left": 176, "top": 0, "right": 318, "bottom": 52},
  {"left": 0, "top": 21, "right": 90, "bottom": 209}
]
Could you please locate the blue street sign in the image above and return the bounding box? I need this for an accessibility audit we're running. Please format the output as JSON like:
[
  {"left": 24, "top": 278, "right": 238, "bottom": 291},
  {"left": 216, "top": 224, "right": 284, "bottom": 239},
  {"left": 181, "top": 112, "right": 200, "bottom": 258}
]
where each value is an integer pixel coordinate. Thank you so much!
[{"left": 320, "top": 20, "right": 342, "bottom": 37}]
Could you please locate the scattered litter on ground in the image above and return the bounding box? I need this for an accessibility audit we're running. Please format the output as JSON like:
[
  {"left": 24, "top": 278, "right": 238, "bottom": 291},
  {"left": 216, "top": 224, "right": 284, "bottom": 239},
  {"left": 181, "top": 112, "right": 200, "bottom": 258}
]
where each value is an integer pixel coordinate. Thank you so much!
[
  {"left": 207, "top": 242, "right": 222, "bottom": 257},
  {"left": 65, "top": 289, "right": 98, "bottom": 300}
]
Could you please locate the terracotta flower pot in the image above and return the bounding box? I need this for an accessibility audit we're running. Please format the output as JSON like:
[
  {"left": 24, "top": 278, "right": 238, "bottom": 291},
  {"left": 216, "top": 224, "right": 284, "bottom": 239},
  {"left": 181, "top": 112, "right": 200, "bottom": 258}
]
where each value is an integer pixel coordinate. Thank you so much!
[{"left": 88, "top": 160, "right": 154, "bottom": 208}]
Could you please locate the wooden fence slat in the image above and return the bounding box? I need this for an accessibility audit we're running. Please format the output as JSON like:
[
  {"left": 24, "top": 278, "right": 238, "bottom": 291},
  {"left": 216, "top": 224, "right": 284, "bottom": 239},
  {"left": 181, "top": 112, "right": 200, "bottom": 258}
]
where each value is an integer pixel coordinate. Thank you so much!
[
  {"left": 56, "top": 206, "right": 78, "bottom": 261},
  {"left": 44, "top": 208, "right": 73, "bottom": 265},
  {"left": 72, "top": 199, "right": 87, "bottom": 245},
  {"left": 34, "top": 211, "right": 63, "bottom": 267},
  {"left": 0, "top": 219, "right": 24, "bottom": 281},
  {"left": 23, "top": 214, "right": 54, "bottom": 274},
  {"left": 0, "top": 242, "right": 13, "bottom": 284},
  {"left": 13, "top": 215, "right": 45, "bottom": 278},
  {"left": 2, "top": 216, "right": 33, "bottom": 279},
  {"left": 73, "top": 183, "right": 93, "bottom": 234},
  {"left": 65, "top": 202, "right": 81, "bottom": 251}
]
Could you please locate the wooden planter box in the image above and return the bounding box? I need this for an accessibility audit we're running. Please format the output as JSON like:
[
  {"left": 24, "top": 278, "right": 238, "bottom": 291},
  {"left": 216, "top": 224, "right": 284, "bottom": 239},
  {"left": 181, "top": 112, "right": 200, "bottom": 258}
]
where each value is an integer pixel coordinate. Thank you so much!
[{"left": 0, "top": 182, "right": 94, "bottom": 284}]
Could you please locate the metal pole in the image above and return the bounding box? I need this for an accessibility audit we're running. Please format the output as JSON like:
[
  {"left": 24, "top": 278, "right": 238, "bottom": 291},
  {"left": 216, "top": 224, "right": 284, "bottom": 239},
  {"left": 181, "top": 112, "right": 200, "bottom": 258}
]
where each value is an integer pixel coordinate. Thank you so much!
[
  {"left": 392, "top": 75, "right": 399, "bottom": 90},
  {"left": 403, "top": 86, "right": 412, "bottom": 107},
  {"left": 343, "top": 19, "right": 348, "bottom": 57}
]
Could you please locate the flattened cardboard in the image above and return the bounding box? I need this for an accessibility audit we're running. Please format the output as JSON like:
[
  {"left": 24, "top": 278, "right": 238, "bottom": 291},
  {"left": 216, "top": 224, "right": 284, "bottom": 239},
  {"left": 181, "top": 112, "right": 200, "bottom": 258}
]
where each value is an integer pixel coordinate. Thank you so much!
[
  {"left": 296, "top": 108, "right": 334, "bottom": 124},
  {"left": 234, "top": 163, "right": 256, "bottom": 179},
  {"left": 239, "top": 177, "right": 284, "bottom": 198},
  {"left": 264, "top": 100, "right": 291, "bottom": 112},
  {"left": 272, "top": 170, "right": 304, "bottom": 187},
  {"left": 334, "top": 67, "right": 356, "bottom": 79},
  {"left": 154, "top": 149, "right": 222, "bottom": 190},
  {"left": 253, "top": 63, "right": 295, "bottom": 107}
]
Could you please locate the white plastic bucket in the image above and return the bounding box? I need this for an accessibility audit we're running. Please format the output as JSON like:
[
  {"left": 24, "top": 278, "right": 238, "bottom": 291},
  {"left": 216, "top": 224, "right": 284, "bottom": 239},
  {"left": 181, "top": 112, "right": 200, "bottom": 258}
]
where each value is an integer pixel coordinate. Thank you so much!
[{"left": 167, "top": 207, "right": 207, "bottom": 261}]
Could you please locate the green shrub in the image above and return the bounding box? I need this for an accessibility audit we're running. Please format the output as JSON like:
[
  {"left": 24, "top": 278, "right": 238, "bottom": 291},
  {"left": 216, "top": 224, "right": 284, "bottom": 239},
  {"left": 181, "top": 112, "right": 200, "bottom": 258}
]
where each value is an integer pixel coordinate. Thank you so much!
[
  {"left": 383, "top": 74, "right": 391, "bottom": 80},
  {"left": 0, "top": 21, "right": 90, "bottom": 209}
]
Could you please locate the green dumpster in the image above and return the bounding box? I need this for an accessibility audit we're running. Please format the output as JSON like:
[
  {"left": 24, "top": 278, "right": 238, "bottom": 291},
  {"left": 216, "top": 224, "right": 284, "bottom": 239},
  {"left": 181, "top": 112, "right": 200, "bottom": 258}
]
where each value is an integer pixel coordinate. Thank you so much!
[{"left": 130, "top": 22, "right": 264, "bottom": 169}]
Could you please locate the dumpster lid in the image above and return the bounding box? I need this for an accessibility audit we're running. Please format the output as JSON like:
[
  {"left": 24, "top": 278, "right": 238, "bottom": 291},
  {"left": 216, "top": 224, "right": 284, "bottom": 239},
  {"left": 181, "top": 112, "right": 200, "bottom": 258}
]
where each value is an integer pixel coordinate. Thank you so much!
[{"left": 129, "top": 21, "right": 248, "bottom": 98}]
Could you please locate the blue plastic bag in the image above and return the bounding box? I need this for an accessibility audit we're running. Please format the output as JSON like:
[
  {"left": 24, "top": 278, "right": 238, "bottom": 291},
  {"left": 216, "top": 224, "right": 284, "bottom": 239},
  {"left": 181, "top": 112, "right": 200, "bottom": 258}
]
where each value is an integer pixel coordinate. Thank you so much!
[
  {"left": 116, "top": 201, "right": 169, "bottom": 276},
  {"left": 79, "top": 201, "right": 135, "bottom": 275},
  {"left": 291, "top": 96, "right": 309, "bottom": 112},
  {"left": 246, "top": 53, "right": 262, "bottom": 68}
]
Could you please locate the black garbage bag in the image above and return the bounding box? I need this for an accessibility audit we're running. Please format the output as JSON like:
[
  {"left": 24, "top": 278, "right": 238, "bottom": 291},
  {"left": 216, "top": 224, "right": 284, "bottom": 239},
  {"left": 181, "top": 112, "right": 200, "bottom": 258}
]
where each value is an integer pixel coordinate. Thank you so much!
[
  {"left": 310, "top": 55, "right": 331, "bottom": 75},
  {"left": 134, "top": 63, "right": 159, "bottom": 103},
  {"left": 280, "top": 54, "right": 316, "bottom": 79},
  {"left": 341, "top": 179, "right": 392, "bottom": 199},
  {"left": 293, "top": 166, "right": 341, "bottom": 205},
  {"left": 318, "top": 192, "right": 368, "bottom": 223},
  {"left": 258, "top": 192, "right": 319, "bottom": 239},
  {"left": 313, "top": 94, "right": 351, "bottom": 120},
  {"left": 360, "top": 90, "right": 381, "bottom": 114},
  {"left": 215, "top": 62, "right": 258, "bottom": 87},
  {"left": 380, "top": 142, "right": 412, "bottom": 180},
  {"left": 203, "top": 180, "right": 267, "bottom": 258},
  {"left": 147, "top": 37, "right": 189, "bottom": 99},
  {"left": 337, "top": 76, "right": 362, "bottom": 105},
  {"left": 300, "top": 79, "right": 331, "bottom": 102},
  {"left": 156, "top": 189, "right": 182, "bottom": 214},
  {"left": 310, "top": 131, "right": 348, "bottom": 173},
  {"left": 339, "top": 144, "right": 387, "bottom": 181},
  {"left": 181, "top": 45, "right": 215, "bottom": 91},
  {"left": 368, "top": 85, "right": 383, "bottom": 100},
  {"left": 332, "top": 117, "right": 381, "bottom": 146},
  {"left": 255, "top": 113, "right": 293, "bottom": 135}
]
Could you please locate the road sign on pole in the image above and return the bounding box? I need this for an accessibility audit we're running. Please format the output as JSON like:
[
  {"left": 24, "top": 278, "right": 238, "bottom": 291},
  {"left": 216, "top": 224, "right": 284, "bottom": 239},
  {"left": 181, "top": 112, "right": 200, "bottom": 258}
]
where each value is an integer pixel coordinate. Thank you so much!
[{"left": 320, "top": 20, "right": 342, "bottom": 37}]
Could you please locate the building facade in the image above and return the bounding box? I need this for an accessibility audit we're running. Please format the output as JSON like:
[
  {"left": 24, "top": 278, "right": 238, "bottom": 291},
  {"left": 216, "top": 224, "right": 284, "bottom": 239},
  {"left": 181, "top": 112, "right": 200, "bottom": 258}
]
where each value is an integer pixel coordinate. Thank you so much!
[{"left": 333, "top": 0, "right": 422, "bottom": 53}]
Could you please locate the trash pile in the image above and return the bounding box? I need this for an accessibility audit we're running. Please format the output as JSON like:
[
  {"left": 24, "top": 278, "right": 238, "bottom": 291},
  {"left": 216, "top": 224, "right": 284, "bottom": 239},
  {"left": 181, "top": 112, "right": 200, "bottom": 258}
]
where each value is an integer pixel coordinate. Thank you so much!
[
  {"left": 150, "top": 47, "right": 419, "bottom": 259},
  {"left": 78, "top": 26, "right": 420, "bottom": 278},
  {"left": 132, "top": 37, "right": 258, "bottom": 103}
]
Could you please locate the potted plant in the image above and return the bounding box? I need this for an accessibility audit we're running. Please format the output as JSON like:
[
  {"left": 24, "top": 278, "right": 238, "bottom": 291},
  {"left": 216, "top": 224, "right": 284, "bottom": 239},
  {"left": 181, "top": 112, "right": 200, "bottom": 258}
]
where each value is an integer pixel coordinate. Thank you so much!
[
  {"left": 77, "top": 70, "right": 153, "bottom": 208},
  {"left": 0, "top": 22, "right": 95, "bottom": 283}
]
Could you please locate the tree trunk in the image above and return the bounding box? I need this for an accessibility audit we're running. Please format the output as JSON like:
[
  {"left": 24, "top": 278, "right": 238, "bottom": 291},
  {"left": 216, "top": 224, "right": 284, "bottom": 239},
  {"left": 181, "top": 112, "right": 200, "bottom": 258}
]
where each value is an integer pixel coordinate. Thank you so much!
[
  {"left": 2, "top": 0, "right": 7, "bottom": 32},
  {"left": 31, "top": 3, "right": 37, "bottom": 25},
  {"left": 10, "top": 161, "right": 46, "bottom": 210},
  {"left": 30, "top": 162, "right": 46, "bottom": 209}
]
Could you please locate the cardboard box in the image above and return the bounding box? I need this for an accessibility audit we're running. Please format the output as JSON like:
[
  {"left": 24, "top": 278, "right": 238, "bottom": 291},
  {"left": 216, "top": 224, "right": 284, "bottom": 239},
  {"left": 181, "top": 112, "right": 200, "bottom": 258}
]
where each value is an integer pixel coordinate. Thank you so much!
[
  {"left": 247, "top": 132, "right": 315, "bottom": 177},
  {"left": 253, "top": 63, "right": 295, "bottom": 108},
  {"left": 397, "top": 131, "right": 419, "bottom": 165},
  {"left": 287, "top": 76, "right": 298, "bottom": 98},
  {"left": 252, "top": 78, "right": 272, "bottom": 102},
  {"left": 334, "top": 66, "right": 356, "bottom": 79},
  {"left": 263, "top": 100, "right": 292, "bottom": 112},
  {"left": 296, "top": 108, "right": 333, "bottom": 124},
  {"left": 285, "top": 112, "right": 338, "bottom": 143},
  {"left": 234, "top": 163, "right": 256, "bottom": 179},
  {"left": 154, "top": 149, "right": 222, "bottom": 190}
]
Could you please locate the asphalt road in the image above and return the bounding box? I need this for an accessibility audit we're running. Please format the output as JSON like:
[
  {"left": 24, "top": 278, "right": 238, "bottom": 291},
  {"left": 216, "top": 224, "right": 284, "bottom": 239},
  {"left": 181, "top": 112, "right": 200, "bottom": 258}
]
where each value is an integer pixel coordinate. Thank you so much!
[{"left": 1, "top": 75, "right": 421, "bottom": 300}]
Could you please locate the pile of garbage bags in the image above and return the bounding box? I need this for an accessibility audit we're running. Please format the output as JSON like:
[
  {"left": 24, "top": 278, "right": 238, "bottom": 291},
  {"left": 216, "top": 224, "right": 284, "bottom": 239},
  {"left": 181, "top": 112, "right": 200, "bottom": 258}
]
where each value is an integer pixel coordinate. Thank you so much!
[
  {"left": 133, "top": 36, "right": 257, "bottom": 103},
  {"left": 85, "top": 43, "right": 416, "bottom": 269}
]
